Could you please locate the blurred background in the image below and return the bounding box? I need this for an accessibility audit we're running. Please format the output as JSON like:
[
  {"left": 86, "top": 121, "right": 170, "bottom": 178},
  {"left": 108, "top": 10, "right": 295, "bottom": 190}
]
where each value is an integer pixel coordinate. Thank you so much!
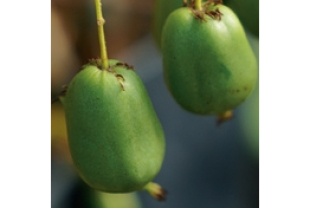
[{"left": 51, "top": 0, "right": 259, "bottom": 207}]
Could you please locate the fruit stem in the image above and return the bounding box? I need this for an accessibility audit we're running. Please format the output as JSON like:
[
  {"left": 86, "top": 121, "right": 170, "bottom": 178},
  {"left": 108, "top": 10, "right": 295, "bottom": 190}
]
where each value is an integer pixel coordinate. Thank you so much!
[
  {"left": 94, "top": 0, "right": 109, "bottom": 70},
  {"left": 194, "top": 0, "right": 202, "bottom": 10}
]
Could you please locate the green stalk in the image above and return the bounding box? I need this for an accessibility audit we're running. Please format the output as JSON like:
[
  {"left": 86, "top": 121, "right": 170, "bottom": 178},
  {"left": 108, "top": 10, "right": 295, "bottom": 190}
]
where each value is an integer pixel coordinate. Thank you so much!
[
  {"left": 94, "top": 0, "right": 109, "bottom": 69},
  {"left": 195, "top": 0, "right": 202, "bottom": 10}
]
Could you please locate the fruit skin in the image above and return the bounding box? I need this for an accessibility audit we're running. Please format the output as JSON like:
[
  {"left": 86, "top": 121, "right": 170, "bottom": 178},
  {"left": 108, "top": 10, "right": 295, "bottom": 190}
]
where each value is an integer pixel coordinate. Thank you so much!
[
  {"left": 61, "top": 59, "right": 165, "bottom": 193},
  {"left": 162, "top": 5, "right": 258, "bottom": 115},
  {"left": 226, "top": 0, "right": 259, "bottom": 37},
  {"left": 152, "top": 0, "right": 190, "bottom": 48}
]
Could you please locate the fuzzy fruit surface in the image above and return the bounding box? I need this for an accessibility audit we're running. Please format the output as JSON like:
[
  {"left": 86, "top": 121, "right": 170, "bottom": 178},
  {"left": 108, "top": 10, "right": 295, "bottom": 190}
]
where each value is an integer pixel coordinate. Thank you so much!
[
  {"left": 62, "top": 60, "right": 165, "bottom": 193},
  {"left": 152, "top": 0, "right": 206, "bottom": 48},
  {"left": 162, "top": 5, "right": 258, "bottom": 115}
]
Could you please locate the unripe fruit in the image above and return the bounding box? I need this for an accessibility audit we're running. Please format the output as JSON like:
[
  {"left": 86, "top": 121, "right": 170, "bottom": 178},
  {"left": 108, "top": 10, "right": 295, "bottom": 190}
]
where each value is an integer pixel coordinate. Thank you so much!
[
  {"left": 162, "top": 4, "right": 258, "bottom": 115},
  {"left": 61, "top": 59, "right": 165, "bottom": 193}
]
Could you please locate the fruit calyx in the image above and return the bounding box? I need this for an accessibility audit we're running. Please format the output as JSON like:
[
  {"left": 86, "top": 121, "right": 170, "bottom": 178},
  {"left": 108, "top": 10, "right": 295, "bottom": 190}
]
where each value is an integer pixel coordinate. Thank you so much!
[
  {"left": 143, "top": 182, "right": 167, "bottom": 201},
  {"left": 217, "top": 110, "right": 233, "bottom": 126},
  {"left": 88, "top": 58, "right": 135, "bottom": 71},
  {"left": 87, "top": 58, "right": 136, "bottom": 91},
  {"left": 185, "top": 0, "right": 223, "bottom": 22}
]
